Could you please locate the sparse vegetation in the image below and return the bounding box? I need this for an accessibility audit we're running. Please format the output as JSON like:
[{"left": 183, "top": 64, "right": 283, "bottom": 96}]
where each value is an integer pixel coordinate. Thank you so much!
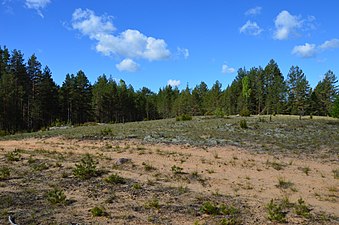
[
  {"left": 276, "top": 177, "right": 294, "bottom": 189},
  {"left": 73, "top": 154, "right": 98, "bottom": 179},
  {"left": 47, "top": 188, "right": 66, "bottom": 205},
  {"left": 5, "top": 149, "right": 21, "bottom": 161},
  {"left": 200, "top": 201, "right": 239, "bottom": 219},
  {"left": 266, "top": 160, "right": 286, "bottom": 170},
  {"left": 299, "top": 166, "right": 311, "bottom": 176},
  {"left": 144, "top": 197, "right": 160, "bottom": 209},
  {"left": 333, "top": 169, "right": 339, "bottom": 179},
  {"left": 0, "top": 167, "right": 10, "bottom": 180},
  {"left": 142, "top": 161, "right": 156, "bottom": 171},
  {"left": 91, "top": 206, "right": 107, "bottom": 217},
  {"left": 104, "top": 173, "right": 125, "bottom": 184},
  {"left": 0, "top": 116, "right": 338, "bottom": 224},
  {"left": 176, "top": 114, "right": 192, "bottom": 121},
  {"left": 171, "top": 165, "right": 184, "bottom": 174},
  {"left": 239, "top": 119, "right": 248, "bottom": 129},
  {"left": 267, "top": 199, "right": 287, "bottom": 223},
  {"left": 132, "top": 183, "right": 142, "bottom": 190},
  {"left": 294, "top": 198, "right": 311, "bottom": 218}
]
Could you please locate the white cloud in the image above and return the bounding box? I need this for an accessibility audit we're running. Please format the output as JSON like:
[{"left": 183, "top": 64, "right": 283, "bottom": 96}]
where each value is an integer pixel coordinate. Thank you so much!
[
  {"left": 239, "top": 20, "right": 263, "bottom": 36},
  {"left": 25, "top": 0, "right": 51, "bottom": 18},
  {"left": 319, "top": 38, "right": 339, "bottom": 50},
  {"left": 167, "top": 79, "right": 181, "bottom": 87},
  {"left": 292, "top": 38, "right": 339, "bottom": 58},
  {"left": 245, "top": 6, "right": 262, "bottom": 16},
  {"left": 116, "top": 58, "right": 139, "bottom": 72},
  {"left": 222, "top": 64, "right": 235, "bottom": 74},
  {"left": 177, "top": 47, "right": 189, "bottom": 59},
  {"left": 71, "top": 8, "right": 171, "bottom": 61},
  {"left": 273, "top": 10, "right": 302, "bottom": 40},
  {"left": 72, "top": 8, "right": 115, "bottom": 38},
  {"left": 292, "top": 43, "right": 317, "bottom": 58}
]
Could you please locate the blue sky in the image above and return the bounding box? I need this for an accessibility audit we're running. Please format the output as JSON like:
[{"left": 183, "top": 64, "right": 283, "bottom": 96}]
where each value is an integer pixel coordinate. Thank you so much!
[{"left": 1, "top": 0, "right": 339, "bottom": 91}]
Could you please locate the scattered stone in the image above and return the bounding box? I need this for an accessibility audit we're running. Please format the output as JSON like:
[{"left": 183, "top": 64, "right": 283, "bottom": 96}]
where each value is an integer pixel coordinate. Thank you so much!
[{"left": 115, "top": 158, "right": 131, "bottom": 165}]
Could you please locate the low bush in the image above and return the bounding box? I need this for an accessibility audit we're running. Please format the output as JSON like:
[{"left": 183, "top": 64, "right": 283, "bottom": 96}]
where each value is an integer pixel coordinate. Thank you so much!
[
  {"left": 104, "top": 173, "right": 125, "bottom": 184},
  {"left": 91, "top": 206, "right": 107, "bottom": 217},
  {"left": 176, "top": 114, "right": 192, "bottom": 121},
  {"left": 239, "top": 108, "right": 251, "bottom": 117},
  {"left": 47, "top": 188, "right": 66, "bottom": 205},
  {"left": 239, "top": 120, "right": 248, "bottom": 129},
  {"left": 0, "top": 167, "right": 10, "bottom": 180},
  {"left": 267, "top": 199, "right": 287, "bottom": 223},
  {"left": 73, "top": 154, "right": 98, "bottom": 180}
]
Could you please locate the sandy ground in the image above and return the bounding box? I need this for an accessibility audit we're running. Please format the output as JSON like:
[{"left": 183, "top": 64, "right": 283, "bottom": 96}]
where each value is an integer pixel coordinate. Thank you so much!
[{"left": 0, "top": 137, "right": 338, "bottom": 224}]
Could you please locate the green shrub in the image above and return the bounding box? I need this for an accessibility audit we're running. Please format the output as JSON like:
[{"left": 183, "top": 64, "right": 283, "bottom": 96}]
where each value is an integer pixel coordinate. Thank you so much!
[
  {"left": 6, "top": 150, "right": 21, "bottom": 162},
  {"left": 333, "top": 169, "right": 339, "bottom": 179},
  {"left": 267, "top": 199, "right": 287, "bottom": 223},
  {"left": 47, "top": 188, "right": 66, "bottom": 205},
  {"left": 171, "top": 165, "right": 184, "bottom": 174},
  {"left": 0, "top": 130, "right": 7, "bottom": 137},
  {"left": 100, "top": 127, "right": 112, "bottom": 135},
  {"left": 142, "top": 162, "right": 156, "bottom": 171},
  {"left": 200, "top": 201, "right": 220, "bottom": 215},
  {"left": 132, "top": 183, "right": 142, "bottom": 190},
  {"left": 144, "top": 198, "right": 160, "bottom": 209},
  {"left": 239, "top": 120, "right": 248, "bottom": 129},
  {"left": 0, "top": 167, "right": 10, "bottom": 180},
  {"left": 276, "top": 177, "right": 294, "bottom": 189},
  {"left": 294, "top": 198, "right": 311, "bottom": 218},
  {"left": 239, "top": 108, "right": 250, "bottom": 117},
  {"left": 214, "top": 108, "right": 225, "bottom": 118},
  {"left": 200, "top": 202, "right": 238, "bottom": 216},
  {"left": 91, "top": 206, "right": 107, "bottom": 217},
  {"left": 73, "top": 154, "right": 98, "bottom": 179},
  {"left": 104, "top": 173, "right": 125, "bottom": 184},
  {"left": 176, "top": 114, "right": 192, "bottom": 121}
]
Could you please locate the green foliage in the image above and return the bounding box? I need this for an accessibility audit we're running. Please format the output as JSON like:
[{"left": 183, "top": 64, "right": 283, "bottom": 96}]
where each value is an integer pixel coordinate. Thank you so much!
[
  {"left": 0, "top": 130, "right": 7, "bottom": 137},
  {"left": 144, "top": 198, "right": 160, "bottom": 209},
  {"left": 91, "top": 206, "right": 107, "bottom": 217},
  {"left": 176, "top": 114, "right": 192, "bottom": 121},
  {"left": 0, "top": 46, "right": 338, "bottom": 133},
  {"left": 73, "top": 154, "right": 98, "bottom": 179},
  {"left": 267, "top": 199, "right": 287, "bottom": 223},
  {"left": 132, "top": 183, "right": 142, "bottom": 190},
  {"left": 142, "top": 162, "right": 156, "bottom": 171},
  {"left": 299, "top": 166, "right": 311, "bottom": 176},
  {"left": 239, "top": 108, "right": 250, "bottom": 117},
  {"left": 239, "top": 119, "right": 248, "bottom": 129},
  {"left": 171, "top": 165, "right": 184, "bottom": 174},
  {"left": 5, "top": 149, "right": 21, "bottom": 161},
  {"left": 200, "top": 201, "right": 221, "bottom": 215},
  {"left": 294, "top": 198, "right": 311, "bottom": 218},
  {"left": 104, "top": 173, "right": 125, "bottom": 184},
  {"left": 100, "top": 127, "right": 112, "bottom": 135},
  {"left": 200, "top": 201, "right": 239, "bottom": 217},
  {"left": 0, "top": 167, "right": 10, "bottom": 180},
  {"left": 333, "top": 169, "right": 339, "bottom": 179},
  {"left": 276, "top": 177, "right": 294, "bottom": 189},
  {"left": 331, "top": 95, "right": 339, "bottom": 118},
  {"left": 47, "top": 188, "right": 66, "bottom": 205},
  {"left": 214, "top": 107, "right": 225, "bottom": 118}
]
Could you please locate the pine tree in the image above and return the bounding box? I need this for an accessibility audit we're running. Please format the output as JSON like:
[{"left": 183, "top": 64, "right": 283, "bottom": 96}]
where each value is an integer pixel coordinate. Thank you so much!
[
  {"left": 286, "top": 66, "right": 310, "bottom": 115},
  {"left": 264, "top": 59, "right": 286, "bottom": 114},
  {"left": 314, "top": 70, "right": 338, "bottom": 116}
]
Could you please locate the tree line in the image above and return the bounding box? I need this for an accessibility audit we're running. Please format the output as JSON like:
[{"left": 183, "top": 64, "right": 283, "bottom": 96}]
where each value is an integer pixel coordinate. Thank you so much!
[{"left": 0, "top": 46, "right": 338, "bottom": 133}]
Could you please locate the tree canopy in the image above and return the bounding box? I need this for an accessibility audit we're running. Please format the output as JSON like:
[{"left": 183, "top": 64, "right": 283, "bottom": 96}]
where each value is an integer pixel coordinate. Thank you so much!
[{"left": 0, "top": 46, "right": 338, "bottom": 133}]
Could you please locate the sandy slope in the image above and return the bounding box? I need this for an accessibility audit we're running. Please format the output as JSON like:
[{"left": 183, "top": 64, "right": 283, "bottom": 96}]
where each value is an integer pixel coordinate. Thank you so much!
[{"left": 0, "top": 137, "right": 338, "bottom": 224}]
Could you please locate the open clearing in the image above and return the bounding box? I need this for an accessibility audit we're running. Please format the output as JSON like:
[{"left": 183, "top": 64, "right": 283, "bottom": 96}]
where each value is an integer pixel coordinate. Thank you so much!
[{"left": 0, "top": 115, "right": 338, "bottom": 224}]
